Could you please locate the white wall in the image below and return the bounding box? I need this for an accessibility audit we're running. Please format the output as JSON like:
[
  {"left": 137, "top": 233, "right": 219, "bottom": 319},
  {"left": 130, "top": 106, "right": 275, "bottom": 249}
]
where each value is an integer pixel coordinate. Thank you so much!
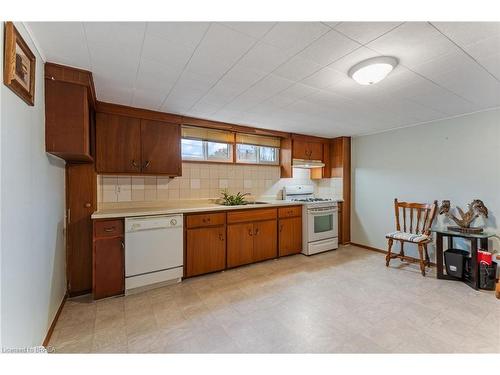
[
  {"left": 352, "top": 109, "right": 500, "bottom": 259},
  {"left": 1, "top": 23, "right": 66, "bottom": 348}
]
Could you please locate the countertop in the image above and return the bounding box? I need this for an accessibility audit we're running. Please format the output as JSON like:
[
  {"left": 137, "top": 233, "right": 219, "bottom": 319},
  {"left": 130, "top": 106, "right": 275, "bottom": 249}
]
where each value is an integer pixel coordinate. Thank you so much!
[{"left": 91, "top": 199, "right": 308, "bottom": 219}]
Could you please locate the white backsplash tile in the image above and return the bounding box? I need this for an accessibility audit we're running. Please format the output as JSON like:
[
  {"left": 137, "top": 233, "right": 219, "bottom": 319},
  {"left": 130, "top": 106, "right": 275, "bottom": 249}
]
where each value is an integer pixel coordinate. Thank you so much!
[{"left": 97, "top": 163, "right": 342, "bottom": 204}]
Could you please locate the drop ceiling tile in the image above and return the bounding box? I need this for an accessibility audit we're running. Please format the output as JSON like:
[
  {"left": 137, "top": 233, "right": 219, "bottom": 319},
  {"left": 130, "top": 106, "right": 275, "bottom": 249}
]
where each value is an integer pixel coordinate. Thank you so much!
[
  {"left": 301, "top": 67, "right": 345, "bottom": 89},
  {"left": 413, "top": 49, "right": 500, "bottom": 107},
  {"left": 431, "top": 22, "right": 500, "bottom": 47},
  {"left": 274, "top": 56, "right": 323, "bottom": 81},
  {"left": 220, "top": 22, "right": 276, "bottom": 39},
  {"left": 261, "top": 22, "right": 330, "bottom": 55},
  {"left": 131, "top": 88, "right": 167, "bottom": 110},
  {"left": 186, "top": 23, "right": 257, "bottom": 78},
  {"left": 299, "top": 30, "right": 359, "bottom": 66},
  {"left": 334, "top": 22, "right": 403, "bottom": 44},
  {"left": 367, "top": 22, "right": 459, "bottom": 69},
  {"left": 135, "top": 58, "right": 180, "bottom": 92},
  {"left": 235, "top": 41, "right": 295, "bottom": 74},
  {"left": 147, "top": 22, "right": 210, "bottom": 49},
  {"left": 26, "top": 22, "right": 90, "bottom": 69},
  {"left": 84, "top": 22, "right": 146, "bottom": 51},
  {"left": 141, "top": 32, "right": 197, "bottom": 71}
]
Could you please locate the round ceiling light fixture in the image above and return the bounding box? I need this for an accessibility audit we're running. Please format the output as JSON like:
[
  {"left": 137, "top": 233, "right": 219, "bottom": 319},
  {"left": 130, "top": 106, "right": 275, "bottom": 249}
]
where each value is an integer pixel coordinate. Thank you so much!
[{"left": 348, "top": 56, "right": 398, "bottom": 85}]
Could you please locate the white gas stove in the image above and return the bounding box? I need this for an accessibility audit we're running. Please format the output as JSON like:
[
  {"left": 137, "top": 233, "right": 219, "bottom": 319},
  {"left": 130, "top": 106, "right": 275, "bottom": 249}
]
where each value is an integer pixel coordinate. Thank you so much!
[{"left": 283, "top": 185, "right": 338, "bottom": 255}]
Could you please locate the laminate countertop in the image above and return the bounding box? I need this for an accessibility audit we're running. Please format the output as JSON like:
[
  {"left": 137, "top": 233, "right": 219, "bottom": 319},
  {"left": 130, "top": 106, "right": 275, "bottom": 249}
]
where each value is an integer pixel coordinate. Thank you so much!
[{"left": 91, "top": 200, "right": 309, "bottom": 219}]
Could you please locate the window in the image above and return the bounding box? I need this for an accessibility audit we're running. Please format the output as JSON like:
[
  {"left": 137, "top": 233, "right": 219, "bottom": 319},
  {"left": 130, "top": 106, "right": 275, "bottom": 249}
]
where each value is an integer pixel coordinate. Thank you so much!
[
  {"left": 180, "top": 126, "right": 281, "bottom": 165},
  {"left": 235, "top": 133, "right": 280, "bottom": 165},
  {"left": 236, "top": 144, "right": 279, "bottom": 165},
  {"left": 181, "top": 126, "right": 233, "bottom": 163}
]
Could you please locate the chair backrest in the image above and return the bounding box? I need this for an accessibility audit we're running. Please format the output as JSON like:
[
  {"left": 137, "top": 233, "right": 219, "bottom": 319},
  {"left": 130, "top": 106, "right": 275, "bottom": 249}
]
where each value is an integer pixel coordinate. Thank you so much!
[{"left": 394, "top": 198, "right": 438, "bottom": 235}]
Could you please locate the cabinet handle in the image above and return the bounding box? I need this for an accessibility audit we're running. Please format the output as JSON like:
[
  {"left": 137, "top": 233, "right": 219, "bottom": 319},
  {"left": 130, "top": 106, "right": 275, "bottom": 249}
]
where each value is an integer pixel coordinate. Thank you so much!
[
  {"left": 131, "top": 160, "right": 140, "bottom": 169},
  {"left": 254, "top": 227, "right": 259, "bottom": 235},
  {"left": 144, "top": 160, "right": 151, "bottom": 169},
  {"left": 84, "top": 202, "right": 91, "bottom": 208},
  {"left": 202, "top": 217, "right": 211, "bottom": 223},
  {"left": 279, "top": 224, "right": 283, "bottom": 233},
  {"left": 248, "top": 228, "right": 253, "bottom": 237},
  {"left": 121, "top": 241, "right": 125, "bottom": 249},
  {"left": 104, "top": 227, "right": 115, "bottom": 232},
  {"left": 218, "top": 233, "right": 224, "bottom": 241}
]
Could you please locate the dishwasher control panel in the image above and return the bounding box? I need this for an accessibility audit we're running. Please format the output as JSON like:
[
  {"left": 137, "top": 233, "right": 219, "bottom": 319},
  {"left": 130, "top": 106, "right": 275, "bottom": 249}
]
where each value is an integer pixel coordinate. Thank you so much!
[{"left": 125, "top": 214, "right": 183, "bottom": 232}]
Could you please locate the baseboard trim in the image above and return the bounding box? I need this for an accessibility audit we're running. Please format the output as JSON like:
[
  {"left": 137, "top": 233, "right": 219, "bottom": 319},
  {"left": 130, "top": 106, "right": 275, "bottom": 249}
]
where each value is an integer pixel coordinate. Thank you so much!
[
  {"left": 42, "top": 294, "right": 67, "bottom": 347},
  {"left": 350, "top": 242, "right": 437, "bottom": 267}
]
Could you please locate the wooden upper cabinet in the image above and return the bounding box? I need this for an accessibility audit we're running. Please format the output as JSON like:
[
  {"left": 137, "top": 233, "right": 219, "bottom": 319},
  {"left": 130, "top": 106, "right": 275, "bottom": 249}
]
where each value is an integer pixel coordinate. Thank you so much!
[
  {"left": 308, "top": 142, "right": 323, "bottom": 161},
  {"left": 45, "top": 63, "right": 96, "bottom": 162},
  {"left": 45, "top": 79, "right": 92, "bottom": 161},
  {"left": 96, "top": 113, "right": 141, "bottom": 174},
  {"left": 292, "top": 139, "right": 323, "bottom": 161},
  {"left": 95, "top": 112, "right": 182, "bottom": 176},
  {"left": 140, "top": 119, "right": 181, "bottom": 175}
]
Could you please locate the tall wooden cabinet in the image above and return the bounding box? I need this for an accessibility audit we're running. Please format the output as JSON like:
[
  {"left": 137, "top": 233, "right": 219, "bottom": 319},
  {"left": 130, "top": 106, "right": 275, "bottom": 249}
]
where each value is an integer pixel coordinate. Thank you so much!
[{"left": 66, "top": 163, "right": 96, "bottom": 296}]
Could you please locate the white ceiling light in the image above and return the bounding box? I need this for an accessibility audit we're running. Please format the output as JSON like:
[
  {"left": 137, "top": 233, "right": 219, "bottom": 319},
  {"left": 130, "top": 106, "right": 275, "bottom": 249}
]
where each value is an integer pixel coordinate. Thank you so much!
[{"left": 348, "top": 56, "right": 398, "bottom": 85}]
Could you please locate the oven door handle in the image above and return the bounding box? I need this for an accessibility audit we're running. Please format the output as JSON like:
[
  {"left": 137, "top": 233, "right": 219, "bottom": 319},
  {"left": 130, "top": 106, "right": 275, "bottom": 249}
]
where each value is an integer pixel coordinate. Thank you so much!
[{"left": 308, "top": 208, "right": 337, "bottom": 215}]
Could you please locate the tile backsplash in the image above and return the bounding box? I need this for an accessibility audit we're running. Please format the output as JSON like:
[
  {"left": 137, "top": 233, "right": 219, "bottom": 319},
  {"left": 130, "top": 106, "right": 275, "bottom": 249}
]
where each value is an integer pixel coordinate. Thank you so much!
[{"left": 97, "top": 162, "right": 342, "bottom": 205}]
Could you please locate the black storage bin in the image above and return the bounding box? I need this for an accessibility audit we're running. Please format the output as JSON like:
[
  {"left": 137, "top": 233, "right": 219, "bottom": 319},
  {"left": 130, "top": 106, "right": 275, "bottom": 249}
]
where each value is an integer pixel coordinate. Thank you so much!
[
  {"left": 444, "top": 249, "right": 469, "bottom": 278},
  {"left": 479, "top": 261, "right": 497, "bottom": 290}
]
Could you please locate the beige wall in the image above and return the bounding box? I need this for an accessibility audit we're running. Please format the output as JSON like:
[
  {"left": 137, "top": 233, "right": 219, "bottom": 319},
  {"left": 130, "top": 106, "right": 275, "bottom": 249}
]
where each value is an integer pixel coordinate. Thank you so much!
[
  {"left": 351, "top": 108, "right": 500, "bottom": 259},
  {"left": 1, "top": 23, "right": 67, "bottom": 347},
  {"left": 98, "top": 162, "right": 342, "bottom": 205}
]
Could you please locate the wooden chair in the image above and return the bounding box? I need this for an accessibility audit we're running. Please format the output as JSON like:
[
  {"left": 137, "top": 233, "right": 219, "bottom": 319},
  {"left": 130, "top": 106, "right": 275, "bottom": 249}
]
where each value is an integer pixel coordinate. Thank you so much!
[{"left": 385, "top": 198, "right": 438, "bottom": 276}]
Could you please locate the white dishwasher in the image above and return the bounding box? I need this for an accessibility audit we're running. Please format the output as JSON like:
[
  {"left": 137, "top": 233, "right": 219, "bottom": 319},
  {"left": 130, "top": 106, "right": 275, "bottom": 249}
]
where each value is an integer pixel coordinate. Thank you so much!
[{"left": 125, "top": 214, "right": 183, "bottom": 292}]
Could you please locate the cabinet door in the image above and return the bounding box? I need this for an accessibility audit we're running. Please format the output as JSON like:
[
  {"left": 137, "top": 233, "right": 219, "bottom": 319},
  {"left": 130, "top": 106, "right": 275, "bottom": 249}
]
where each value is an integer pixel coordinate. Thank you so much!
[
  {"left": 253, "top": 220, "right": 278, "bottom": 262},
  {"left": 96, "top": 113, "right": 141, "bottom": 173},
  {"left": 186, "top": 226, "right": 226, "bottom": 277},
  {"left": 292, "top": 140, "right": 308, "bottom": 159},
  {"left": 45, "top": 80, "right": 91, "bottom": 161},
  {"left": 140, "top": 119, "right": 181, "bottom": 175},
  {"left": 93, "top": 237, "right": 124, "bottom": 299},
  {"left": 308, "top": 142, "right": 323, "bottom": 161},
  {"left": 227, "top": 223, "right": 254, "bottom": 268},
  {"left": 66, "top": 163, "right": 96, "bottom": 296},
  {"left": 279, "top": 217, "right": 302, "bottom": 256}
]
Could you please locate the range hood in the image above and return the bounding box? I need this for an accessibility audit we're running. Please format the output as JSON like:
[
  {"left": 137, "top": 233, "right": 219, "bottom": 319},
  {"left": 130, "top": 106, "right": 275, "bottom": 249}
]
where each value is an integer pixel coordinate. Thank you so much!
[{"left": 292, "top": 159, "right": 325, "bottom": 169}]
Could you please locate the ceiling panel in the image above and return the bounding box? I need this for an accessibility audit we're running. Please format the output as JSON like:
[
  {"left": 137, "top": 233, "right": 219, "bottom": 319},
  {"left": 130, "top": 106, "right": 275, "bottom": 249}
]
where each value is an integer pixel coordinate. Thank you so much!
[
  {"left": 334, "top": 22, "right": 403, "bottom": 44},
  {"left": 367, "top": 22, "right": 459, "bottom": 69},
  {"left": 27, "top": 22, "right": 91, "bottom": 69},
  {"left": 27, "top": 21, "right": 500, "bottom": 138}
]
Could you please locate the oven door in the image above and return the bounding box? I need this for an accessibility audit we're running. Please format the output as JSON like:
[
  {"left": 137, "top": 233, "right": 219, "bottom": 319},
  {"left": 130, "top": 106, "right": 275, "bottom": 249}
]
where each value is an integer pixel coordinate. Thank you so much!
[{"left": 307, "top": 207, "right": 338, "bottom": 242}]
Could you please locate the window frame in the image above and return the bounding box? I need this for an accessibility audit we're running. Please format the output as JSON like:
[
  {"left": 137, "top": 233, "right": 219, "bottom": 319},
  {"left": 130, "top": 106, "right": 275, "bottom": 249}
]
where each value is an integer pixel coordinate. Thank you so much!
[
  {"left": 236, "top": 143, "right": 280, "bottom": 166},
  {"left": 181, "top": 138, "right": 233, "bottom": 163}
]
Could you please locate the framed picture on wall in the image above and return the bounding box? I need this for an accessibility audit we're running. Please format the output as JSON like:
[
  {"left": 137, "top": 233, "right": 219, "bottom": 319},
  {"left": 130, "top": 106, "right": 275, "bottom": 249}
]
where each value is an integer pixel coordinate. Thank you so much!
[{"left": 3, "top": 21, "right": 36, "bottom": 106}]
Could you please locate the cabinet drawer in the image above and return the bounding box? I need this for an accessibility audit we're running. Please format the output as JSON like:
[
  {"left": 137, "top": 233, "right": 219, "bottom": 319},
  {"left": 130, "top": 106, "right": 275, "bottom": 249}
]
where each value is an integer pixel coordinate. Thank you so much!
[
  {"left": 94, "top": 219, "right": 124, "bottom": 238},
  {"left": 186, "top": 212, "right": 225, "bottom": 228},
  {"left": 278, "top": 206, "right": 302, "bottom": 218},
  {"left": 227, "top": 208, "right": 277, "bottom": 224}
]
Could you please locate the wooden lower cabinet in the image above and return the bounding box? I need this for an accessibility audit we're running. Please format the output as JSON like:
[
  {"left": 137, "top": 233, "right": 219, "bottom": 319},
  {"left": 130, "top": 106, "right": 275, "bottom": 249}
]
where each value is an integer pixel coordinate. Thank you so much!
[
  {"left": 93, "top": 219, "right": 125, "bottom": 299},
  {"left": 279, "top": 216, "right": 302, "bottom": 256},
  {"left": 227, "top": 219, "right": 277, "bottom": 267},
  {"left": 186, "top": 226, "right": 226, "bottom": 277},
  {"left": 227, "top": 222, "right": 254, "bottom": 268},
  {"left": 253, "top": 220, "right": 278, "bottom": 262}
]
